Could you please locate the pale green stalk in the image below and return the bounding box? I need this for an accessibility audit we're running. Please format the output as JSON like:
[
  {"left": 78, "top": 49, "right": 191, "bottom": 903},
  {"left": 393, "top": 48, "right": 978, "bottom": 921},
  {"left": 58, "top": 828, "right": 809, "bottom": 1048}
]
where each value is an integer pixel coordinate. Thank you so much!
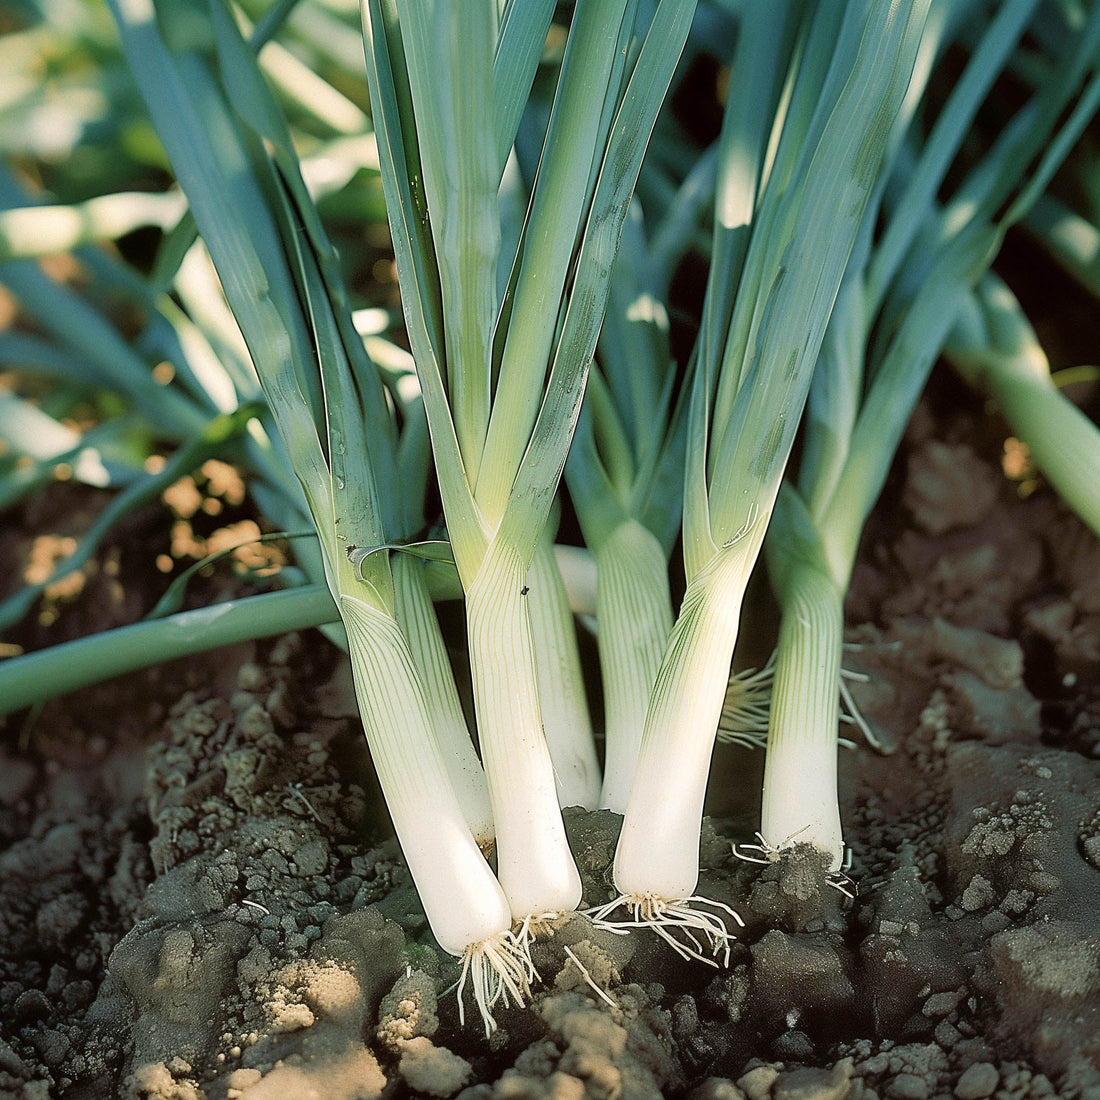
[
  {"left": 526, "top": 529, "right": 601, "bottom": 810},
  {"left": 0, "top": 586, "right": 337, "bottom": 717},
  {"left": 0, "top": 540, "right": 607, "bottom": 720},
  {"left": 594, "top": 518, "right": 674, "bottom": 813},
  {"left": 564, "top": 204, "right": 681, "bottom": 814},
  {"left": 392, "top": 552, "right": 494, "bottom": 844},
  {"left": 615, "top": 520, "right": 766, "bottom": 900},
  {"left": 758, "top": 491, "right": 844, "bottom": 864},
  {"left": 947, "top": 273, "right": 1100, "bottom": 539}
]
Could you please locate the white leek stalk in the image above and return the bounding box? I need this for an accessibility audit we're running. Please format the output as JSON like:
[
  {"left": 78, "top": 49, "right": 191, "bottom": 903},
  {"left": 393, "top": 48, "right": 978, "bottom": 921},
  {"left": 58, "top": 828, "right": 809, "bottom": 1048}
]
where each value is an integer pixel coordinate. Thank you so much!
[
  {"left": 613, "top": 523, "right": 765, "bottom": 902},
  {"left": 391, "top": 552, "right": 494, "bottom": 847},
  {"left": 341, "top": 596, "right": 530, "bottom": 1034},
  {"left": 757, "top": 0, "right": 1100, "bottom": 881},
  {"left": 466, "top": 542, "right": 583, "bottom": 919},
  {"left": 759, "top": 491, "right": 844, "bottom": 870},
  {"left": 340, "top": 596, "right": 513, "bottom": 953},
  {"left": 363, "top": 0, "right": 698, "bottom": 933},
  {"left": 527, "top": 531, "right": 601, "bottom": 810},
  {"left": 103, "top": 0, "right": 528, "bottom": 1033},
  {"left": 606, "top": 0, "right": 931, "bottom": 947},
  {"left": 596, "top": 519, "right": 674, "bottom": 813},
  {"left": 759, "top": 572, "right": 843, "bottom": 867}
]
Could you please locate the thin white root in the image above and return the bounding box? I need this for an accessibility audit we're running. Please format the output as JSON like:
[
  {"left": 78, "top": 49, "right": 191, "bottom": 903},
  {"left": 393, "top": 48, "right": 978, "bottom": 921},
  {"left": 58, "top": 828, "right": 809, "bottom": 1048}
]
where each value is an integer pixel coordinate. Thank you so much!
[
  {"left": 826, "top": 867, "right": 858, "bottom": 899},
  {"left": 456, "top": 930, "right": 538, "bottom": 1037},
  {"left": 562, "top": 945, "right": 618, "bottom": 1010},
  {"left": 513, "top": 910, "right": 566, "bottom": 952},
  {"left": 839, "top": 667, "right": 871, "bottom": 682},
  {"left": 838, "top": 673, "right": 888, "bottom": 753},
  {"left": 286, "top": 782, "right": 323, "bottom": 822},
  {"left": 717, "top": 652, "right": 776, "bottom": 747},
  {"left": 826, "top": 846, "right": 858, "bottom": 898},
  {"left": 587, "top": 893, "right": 742, "bottom": 968},
  {"left": 731, "top": 826, "right": 811, "bottom": 866}
]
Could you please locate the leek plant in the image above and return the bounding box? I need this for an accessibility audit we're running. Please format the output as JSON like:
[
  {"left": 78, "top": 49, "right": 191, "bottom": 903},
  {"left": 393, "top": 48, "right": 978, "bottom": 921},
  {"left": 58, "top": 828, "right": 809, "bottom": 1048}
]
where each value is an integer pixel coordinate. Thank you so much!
[
  {"left": 599, "top": 0, "right": 932, "bottom": 948},
  {"left": 757, "top": 0, "right": 1100, "bottom": 873},
  {"left": 565, "top": 190, "right": 774, "bottom": 815},
  {"left": 102, "top": 0, "right": 523, "bottom": 1030},
  {"left": 361, "top": 0, "right": 696, "bottom": 927},
  {"left": 564, "top": 203, "right": 683, "bottom": 814}
]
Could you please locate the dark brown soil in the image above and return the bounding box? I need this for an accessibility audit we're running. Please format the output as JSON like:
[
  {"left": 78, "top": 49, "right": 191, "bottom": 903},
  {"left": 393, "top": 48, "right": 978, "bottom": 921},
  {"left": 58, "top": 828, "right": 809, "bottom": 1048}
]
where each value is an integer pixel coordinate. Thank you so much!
[{"left": 1, "top": 387, "right": 1099, "bottom": 1100}]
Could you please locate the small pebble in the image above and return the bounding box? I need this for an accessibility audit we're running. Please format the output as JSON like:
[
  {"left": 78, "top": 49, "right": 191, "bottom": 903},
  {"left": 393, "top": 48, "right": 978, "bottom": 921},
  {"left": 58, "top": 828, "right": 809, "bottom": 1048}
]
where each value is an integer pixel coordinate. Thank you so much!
[
  {"left": 955, "top": 1062, "right": 999, "bottom": 1100},
  {"left": 933, "top": 1020, "right": 961, "bottom": 1049},
  {"left": 888, "top": 1075, "right": 930, "bottom": 1100},
  {"left": 691, "top": 1080, "right": 748, "bottom": 1100},
  {"left": 1027, "top": 872, "right": 1059, "bottom": 895},
  {"left": 922, "top": 992, "right": 962, "bottom": 1018},
  {"left": 738, "top": 1066, "right": 780, "bottom": 1100},
  {"left": 960, "top": 876, "right": 995, "bottom": 912},
  {"left": 999, "top": 890, "right": 1031, "bottom": 916},
  {"left": 13, "top": 990, "right": 52, "bottom": 1024},
  {"left": 774, "top": 1061, "right": 853, "bottom": 1100},
  {"left": 1083, "top": 835, "right": 1100, "bottom": 869},
  {"left": 773, "top": 1030, "right": 815, "bottom": 1062}
]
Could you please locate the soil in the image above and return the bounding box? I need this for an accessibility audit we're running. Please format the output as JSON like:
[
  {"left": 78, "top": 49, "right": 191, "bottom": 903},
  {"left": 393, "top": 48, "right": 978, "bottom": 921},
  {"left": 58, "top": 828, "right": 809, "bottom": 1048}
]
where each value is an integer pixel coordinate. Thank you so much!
[{"left": 1, "top": 379, "right": 1099, "bottom": 1100}]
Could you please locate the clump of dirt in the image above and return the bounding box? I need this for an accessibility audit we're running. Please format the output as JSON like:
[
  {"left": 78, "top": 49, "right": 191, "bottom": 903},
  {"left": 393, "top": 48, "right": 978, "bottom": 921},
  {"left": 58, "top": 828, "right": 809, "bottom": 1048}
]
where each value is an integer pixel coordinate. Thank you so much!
[{"left": 1, "top": 393, "right": 1099, "bottom": 1099}]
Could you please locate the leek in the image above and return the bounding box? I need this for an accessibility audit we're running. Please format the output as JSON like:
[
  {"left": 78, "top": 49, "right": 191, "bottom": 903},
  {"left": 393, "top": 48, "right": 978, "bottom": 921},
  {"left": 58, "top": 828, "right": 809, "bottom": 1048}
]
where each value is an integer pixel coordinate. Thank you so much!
[
  {"left": 605, "top": 0, "right": 931, "bottom": 943},
  {"left": 565, "top": 206, "right": 681, "bottom": 814},
  {"left": 564, "top": 0, "right": 803, "bottom": 813},
  {"left": 362, "top": 0, "right": 696, "bottom": 925},
  {"left": 104, "top": 0, "right": 521, "bottom": 1031},
  {"left": 759, "top": 0, "right": 1100, "bottom": 874}
]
